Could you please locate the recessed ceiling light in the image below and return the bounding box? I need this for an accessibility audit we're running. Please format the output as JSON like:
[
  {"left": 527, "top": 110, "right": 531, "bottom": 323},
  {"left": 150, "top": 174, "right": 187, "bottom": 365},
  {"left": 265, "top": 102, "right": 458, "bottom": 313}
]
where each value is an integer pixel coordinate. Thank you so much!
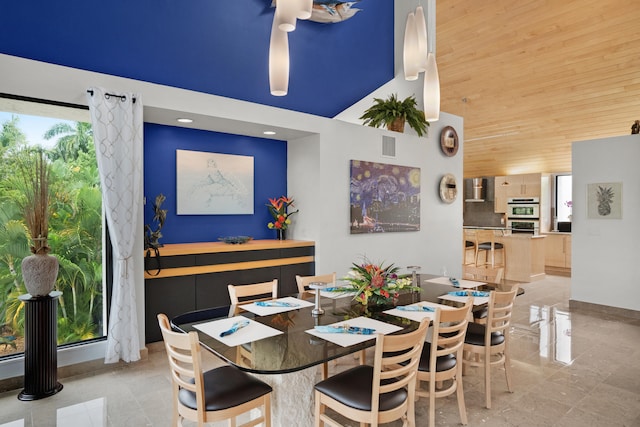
[
  {"left": 263, "top": 130, "right": 276, "bottom": 135},
  {"left": 177, "top": 118, "right": 193, "bottom": 123}
]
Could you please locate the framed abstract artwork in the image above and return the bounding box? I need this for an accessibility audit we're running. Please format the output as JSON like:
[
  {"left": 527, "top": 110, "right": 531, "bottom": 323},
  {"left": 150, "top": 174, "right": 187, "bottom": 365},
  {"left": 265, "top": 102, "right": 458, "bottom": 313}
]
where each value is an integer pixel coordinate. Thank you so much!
[
  {"left": 176, "top": 149, "right": 254, "bottom": 215},
  {"left": 587, "top": 182, "right": 622, "bottom": 219},
  {"left": 349, "top": 160, "right": 420, "bottom": 234}
]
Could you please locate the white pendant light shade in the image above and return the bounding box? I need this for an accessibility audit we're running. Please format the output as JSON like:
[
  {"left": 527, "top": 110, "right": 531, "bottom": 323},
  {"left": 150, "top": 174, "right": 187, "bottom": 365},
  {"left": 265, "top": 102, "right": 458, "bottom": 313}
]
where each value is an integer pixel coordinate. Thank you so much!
[
  {"left": 423, "top": 52, "right": 440, "bottom": 121},
  {"left": 414, "top": 6, "right": 428, "bottom": 72},
  {"left": 275, "top": 0, "right": 298, "bottom": 32},
  {"left": 269, "top": 19, "right": 290, "bottom": 96},
  {"left": 297, "top": 0, "right": 313, "bottom": 20},
  {"left": 403, "top": 12, "right": 419, "bottom": 81}
]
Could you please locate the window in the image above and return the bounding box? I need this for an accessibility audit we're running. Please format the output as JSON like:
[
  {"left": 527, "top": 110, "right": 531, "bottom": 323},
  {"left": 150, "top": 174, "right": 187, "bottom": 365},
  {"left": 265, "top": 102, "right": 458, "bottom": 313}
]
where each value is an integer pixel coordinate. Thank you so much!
[
  {"left": 0, "top": 95, "right": 108, "bottom": 359},
  {"left": 555, "top": 174, "right": 572, "bottom": 222}
]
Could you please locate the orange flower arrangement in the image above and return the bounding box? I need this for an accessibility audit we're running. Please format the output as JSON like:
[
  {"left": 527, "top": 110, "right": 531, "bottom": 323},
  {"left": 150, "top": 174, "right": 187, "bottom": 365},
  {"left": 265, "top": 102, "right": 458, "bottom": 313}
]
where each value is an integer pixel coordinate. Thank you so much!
[{"left": 266, "top": 196, "right": 298, "bottom": 231}]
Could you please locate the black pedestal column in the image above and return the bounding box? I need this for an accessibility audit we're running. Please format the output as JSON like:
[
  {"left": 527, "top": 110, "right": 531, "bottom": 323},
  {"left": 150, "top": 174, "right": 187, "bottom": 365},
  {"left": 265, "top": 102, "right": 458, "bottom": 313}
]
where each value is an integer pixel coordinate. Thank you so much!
[{"left": 18, "top": 291, "right": 63, "bottom": 401}]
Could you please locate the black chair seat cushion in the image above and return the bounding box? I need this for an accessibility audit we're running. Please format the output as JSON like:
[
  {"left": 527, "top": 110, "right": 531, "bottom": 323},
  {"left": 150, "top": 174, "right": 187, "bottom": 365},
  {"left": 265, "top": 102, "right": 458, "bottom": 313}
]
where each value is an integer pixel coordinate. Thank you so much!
[
  {"left": 464, "top": 322, "right": 505, "bottom": 346},
  {"left": 418, "top": 342, "right": 457, "bottom": 372},
  {"left": 473, "top": 306, "right": 488, "bottom": 320},
  {"left": 179, "top": 365, "right": 272, "bottom": 411},
  {"left": 314, "top": 365, "right": 408, "bottom": 412},
  {"left": 478, "top": 242, "right": 504, "bottom": 250}
]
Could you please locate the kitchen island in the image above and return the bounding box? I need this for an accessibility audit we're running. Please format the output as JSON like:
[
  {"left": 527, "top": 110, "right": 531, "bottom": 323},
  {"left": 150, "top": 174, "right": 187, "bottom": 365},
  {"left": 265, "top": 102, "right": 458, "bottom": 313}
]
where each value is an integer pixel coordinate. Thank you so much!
[{"left": 464, "top": 227, "right": 546, "bottom": 282}]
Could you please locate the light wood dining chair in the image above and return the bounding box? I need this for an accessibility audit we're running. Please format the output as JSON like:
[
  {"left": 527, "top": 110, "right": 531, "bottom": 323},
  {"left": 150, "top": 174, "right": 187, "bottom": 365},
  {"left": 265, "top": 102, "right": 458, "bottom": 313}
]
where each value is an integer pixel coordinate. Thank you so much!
[
  {"left": 157, "top": 313, "right": 272, "bottom": 427},
  {"left": 462, "top": 265, "right": 504, "bottom": 284},
  {"left": 295, "top": 272, "right": 336, "bottom": 294},
  {"left": 227, "top": 279, "right": 278, "bottom": 368},
  {"left": 227, "top": 279, "right": 278, "bottom": 305},
  {"left": 462, "top": 287, "right": 518, "bottom": 409},
  {"left": 416, "top": 300, "right": 473, "bottom": 427},
  {"left": 313, "top": 319, "right": 429, "bottom": 427}
]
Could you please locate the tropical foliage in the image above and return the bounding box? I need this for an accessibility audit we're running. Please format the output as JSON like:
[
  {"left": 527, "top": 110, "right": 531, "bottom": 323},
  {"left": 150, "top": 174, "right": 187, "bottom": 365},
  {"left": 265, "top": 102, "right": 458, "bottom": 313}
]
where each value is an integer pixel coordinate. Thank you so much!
[
  {"left": 342, "top": 258, "right": 420, "bottom": 306},
  {"left": 0, "top": 114, "right": 104, "bottom": 356},
  {"left": 359, "top": 93, "right": 430, "bottom": 137}
]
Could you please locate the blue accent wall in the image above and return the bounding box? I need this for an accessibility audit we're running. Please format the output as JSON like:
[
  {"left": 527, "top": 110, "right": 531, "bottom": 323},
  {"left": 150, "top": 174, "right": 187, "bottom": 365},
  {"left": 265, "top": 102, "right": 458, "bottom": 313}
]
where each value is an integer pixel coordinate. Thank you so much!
[
  {"left": 2, "top": 1, "right": 394, "bottom": 244},
  {"left": 0, "top": 0, "right": 394, "bottom": 118},
  {"left": 143, "top": 124, "right": 287, "bottom": 243}
]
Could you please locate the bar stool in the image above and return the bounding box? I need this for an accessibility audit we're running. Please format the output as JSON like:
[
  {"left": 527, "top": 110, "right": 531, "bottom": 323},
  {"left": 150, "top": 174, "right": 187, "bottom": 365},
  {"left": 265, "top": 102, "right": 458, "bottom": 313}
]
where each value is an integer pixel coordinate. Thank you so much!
[
  {"left": 474, "top": 229, "right": 505, "bottom": 268},
  {"left": 463, "top": 229, "right": 477, "bottom": 265}
]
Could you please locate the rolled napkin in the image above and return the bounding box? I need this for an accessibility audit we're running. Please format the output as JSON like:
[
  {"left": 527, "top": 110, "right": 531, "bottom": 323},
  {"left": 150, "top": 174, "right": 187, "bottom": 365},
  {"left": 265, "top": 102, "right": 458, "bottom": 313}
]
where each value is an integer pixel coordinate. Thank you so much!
[
  {"left": 448, "top": 291, "right": 490, "bottom": 297},
  {"left": 449, "top": 277, "right": 460, "bottom": 287},
  {"left": 220, "top": 319, "right": 250, "bottom": 337},
  {"left": 314, "top": 325, "right": 376, "bottom": 335},
  {"left": 397, "top": 305, "right": 435, "bottom": 312},
  {"left": 255, "top": 301, "right": 300, "bottom": 307}
]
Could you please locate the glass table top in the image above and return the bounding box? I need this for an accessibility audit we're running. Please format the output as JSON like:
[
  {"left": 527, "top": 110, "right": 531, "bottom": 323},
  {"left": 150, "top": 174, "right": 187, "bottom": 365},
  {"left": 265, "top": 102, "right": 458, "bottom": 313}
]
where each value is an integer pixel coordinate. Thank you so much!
[{"left": 171, "top": 274, "right": 519, "bottom": 374}]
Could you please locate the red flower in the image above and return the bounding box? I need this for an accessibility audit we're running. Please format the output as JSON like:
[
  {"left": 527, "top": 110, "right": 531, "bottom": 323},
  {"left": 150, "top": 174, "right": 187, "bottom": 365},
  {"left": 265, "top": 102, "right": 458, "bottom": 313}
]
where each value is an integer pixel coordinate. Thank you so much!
[
  {"left": 269, "top": 197, "right": 283, "bottom": 211},
  {"left": 371, "top": 274, "right": 384, "bottom": 288}
]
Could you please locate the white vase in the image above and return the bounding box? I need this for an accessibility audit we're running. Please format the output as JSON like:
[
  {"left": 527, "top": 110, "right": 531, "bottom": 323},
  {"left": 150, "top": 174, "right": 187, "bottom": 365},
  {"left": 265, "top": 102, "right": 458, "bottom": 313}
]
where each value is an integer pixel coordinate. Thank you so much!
[{"left": 21, "top": 254, "right": 59, "bottom": 297}]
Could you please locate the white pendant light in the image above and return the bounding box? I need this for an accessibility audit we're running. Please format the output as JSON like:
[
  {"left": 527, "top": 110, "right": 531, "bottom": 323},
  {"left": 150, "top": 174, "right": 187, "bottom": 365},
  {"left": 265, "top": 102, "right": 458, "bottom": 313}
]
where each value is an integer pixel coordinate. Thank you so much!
[
  {"left": 414, "top": 6, "right": 428, "bottom": 72},
  {"left": 269, "top": 18, "right": 290, "bottom": 96},
  {"left": 423, "top": 52, "right": 440, "bottom": 121},
  {"left": 275, "top": 0, "right": 298, "bottom": 32},
  {"left": 403, "top": 12, "right": 419, "bottom": 81},
  {"left": 297, "top": 0, "right": 313, "bottom": 20}
]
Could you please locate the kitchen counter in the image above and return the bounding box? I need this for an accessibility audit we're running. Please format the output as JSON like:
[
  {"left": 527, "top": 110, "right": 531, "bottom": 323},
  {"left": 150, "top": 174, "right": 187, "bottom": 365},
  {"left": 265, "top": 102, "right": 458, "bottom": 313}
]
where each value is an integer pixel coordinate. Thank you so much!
[
  {"left": 496, "top": 234, "right": 546, "bottom": 282},
  {"left": 464, "top": 227, "right": 546, "bottom": 282}
]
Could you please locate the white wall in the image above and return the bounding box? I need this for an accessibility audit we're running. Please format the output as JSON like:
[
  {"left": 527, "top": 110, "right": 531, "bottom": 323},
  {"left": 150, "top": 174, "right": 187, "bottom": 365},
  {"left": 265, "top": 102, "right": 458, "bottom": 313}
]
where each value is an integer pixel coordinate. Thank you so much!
[
  {"left": 571, "top": 135, "right": 640, "bottom": 311},
  {"left": 289, "top": 113, "right": 464, "bottom": 279}
]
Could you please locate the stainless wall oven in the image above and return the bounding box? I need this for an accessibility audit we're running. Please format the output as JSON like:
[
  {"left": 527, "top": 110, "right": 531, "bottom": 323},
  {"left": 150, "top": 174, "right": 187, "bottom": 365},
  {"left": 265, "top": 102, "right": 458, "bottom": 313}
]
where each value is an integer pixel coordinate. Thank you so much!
[
  {"left": 507, "top": 197, "right": 540, "bottom": 219},
  {"left": 507, "top": 219, "right": 540, "bottom": 234}
]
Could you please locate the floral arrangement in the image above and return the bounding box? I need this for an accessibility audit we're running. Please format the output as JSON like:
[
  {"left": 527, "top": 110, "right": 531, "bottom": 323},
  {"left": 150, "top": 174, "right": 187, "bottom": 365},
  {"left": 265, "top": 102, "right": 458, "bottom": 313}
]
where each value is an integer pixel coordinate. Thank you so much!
[
  {"left": 342, "top": 259, "right": 420, "bottom": 306},
  {"left": 266, "top": 196, "right": 298, "bottom": 231},
  {"left": 564, "top": 200, "right": 572, "bottom": 209}
]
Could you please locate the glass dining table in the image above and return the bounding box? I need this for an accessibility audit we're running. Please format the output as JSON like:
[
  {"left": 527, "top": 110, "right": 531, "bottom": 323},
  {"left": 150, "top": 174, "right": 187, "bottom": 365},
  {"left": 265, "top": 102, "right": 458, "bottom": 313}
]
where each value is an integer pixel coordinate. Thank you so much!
[{"left": 170, "top": 274, "right": 517, "bottom": 425}]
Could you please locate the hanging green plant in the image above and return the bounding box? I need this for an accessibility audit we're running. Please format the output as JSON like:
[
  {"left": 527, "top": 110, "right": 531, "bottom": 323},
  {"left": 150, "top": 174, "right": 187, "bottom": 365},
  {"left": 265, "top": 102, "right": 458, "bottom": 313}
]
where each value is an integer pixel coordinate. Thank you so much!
[{"left": 359, "top": 93, "right": 429, "bottom": 137}]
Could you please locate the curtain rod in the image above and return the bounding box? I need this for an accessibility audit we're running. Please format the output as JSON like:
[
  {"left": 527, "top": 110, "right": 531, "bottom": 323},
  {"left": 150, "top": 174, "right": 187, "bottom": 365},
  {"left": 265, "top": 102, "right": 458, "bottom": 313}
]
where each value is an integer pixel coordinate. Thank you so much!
[{"left": 86, "top": 89, "right": 136, "bottom": 103}]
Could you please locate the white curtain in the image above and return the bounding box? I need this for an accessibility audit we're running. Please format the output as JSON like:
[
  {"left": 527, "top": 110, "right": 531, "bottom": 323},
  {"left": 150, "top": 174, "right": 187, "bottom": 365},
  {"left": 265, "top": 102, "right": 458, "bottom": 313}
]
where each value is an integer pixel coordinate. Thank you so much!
[{"left": 87, "top": 87, "right": 143, "bottom": 363}]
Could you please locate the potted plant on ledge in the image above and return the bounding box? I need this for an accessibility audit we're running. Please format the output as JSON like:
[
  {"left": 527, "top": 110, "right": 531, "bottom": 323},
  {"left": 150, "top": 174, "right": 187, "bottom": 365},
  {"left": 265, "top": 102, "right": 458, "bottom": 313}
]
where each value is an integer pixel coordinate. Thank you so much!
[
  {"left": 359, "top": 93, "right": 429, "bottom": 137},
  {"left": 17, "top": 148, "right": 58, "bottom": 297}
]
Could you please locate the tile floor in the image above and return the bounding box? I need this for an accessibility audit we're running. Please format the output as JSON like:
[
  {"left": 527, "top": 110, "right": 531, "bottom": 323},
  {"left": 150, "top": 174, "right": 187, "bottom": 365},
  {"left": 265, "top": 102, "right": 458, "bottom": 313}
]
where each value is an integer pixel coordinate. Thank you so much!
[{"left": 1, "top": 275, "right": 639, "bottom": 427}]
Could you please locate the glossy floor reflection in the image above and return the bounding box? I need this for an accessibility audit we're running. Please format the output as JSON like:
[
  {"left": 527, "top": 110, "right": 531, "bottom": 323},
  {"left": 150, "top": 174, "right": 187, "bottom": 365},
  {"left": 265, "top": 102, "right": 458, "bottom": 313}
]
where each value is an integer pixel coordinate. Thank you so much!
[{"left": 1, "top": 275, "right": 639, "bottom": 426}]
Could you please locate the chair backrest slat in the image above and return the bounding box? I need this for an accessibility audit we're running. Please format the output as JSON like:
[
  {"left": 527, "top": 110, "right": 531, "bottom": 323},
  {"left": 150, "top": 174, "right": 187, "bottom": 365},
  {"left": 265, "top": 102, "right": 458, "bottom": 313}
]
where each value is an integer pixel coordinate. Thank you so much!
[
  {"left": 157, "top": 314, "right": 205, "bottom": 411},
  {"left": 295, "top": 273, "right": 336, "bottom": 294},
  {"left": 487, "top": 288, "right": 518, "bottom": 335},
  {"left": 430, "top": 300, "right": 473, "bottom": 366},
  {"left": 228, "top": 279, "right": 278, "bottom": 305},
  {"left": 373, "top": 320, "right": 429, "bottom": 408}
]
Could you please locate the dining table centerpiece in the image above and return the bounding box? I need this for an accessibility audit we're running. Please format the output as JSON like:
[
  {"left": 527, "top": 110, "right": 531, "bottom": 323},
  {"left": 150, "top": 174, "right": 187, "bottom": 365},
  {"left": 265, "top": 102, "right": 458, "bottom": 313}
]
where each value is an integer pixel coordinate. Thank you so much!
[
  {"left": 342, "top": 259, "right": 420, "bottom": 307},
  {"left": 266, "top": 195, "right": 299, "bottom": 240}
]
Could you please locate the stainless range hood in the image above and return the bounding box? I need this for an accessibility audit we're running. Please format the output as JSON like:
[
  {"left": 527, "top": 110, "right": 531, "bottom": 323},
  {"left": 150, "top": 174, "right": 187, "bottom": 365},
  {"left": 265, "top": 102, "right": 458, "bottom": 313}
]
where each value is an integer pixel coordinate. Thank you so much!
[{"left": 465, "top": 178, "right": 485, "bottom": 202}]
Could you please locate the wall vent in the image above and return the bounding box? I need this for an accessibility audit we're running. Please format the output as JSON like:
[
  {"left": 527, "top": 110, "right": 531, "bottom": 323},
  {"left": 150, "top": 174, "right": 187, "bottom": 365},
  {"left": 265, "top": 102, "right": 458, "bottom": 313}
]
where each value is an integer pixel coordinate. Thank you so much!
[{"left": 382, "top": 135, "right": 396, "bottom": 157}]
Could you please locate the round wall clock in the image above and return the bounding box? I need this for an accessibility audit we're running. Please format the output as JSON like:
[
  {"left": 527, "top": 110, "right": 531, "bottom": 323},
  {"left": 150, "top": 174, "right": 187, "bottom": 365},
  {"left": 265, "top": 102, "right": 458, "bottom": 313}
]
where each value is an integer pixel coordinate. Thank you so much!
[
  {"left": 439, "top": 174, "right": 458, "bottom": 204},
  {"left": 440, "top": 126, "right": 459, "bottom": 157}
]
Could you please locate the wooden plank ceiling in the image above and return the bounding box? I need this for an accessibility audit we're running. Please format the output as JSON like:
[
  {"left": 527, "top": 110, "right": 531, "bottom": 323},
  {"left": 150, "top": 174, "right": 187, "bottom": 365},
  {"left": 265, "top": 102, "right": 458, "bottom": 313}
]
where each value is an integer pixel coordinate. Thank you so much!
[{"left": 436, "top": 0, "right": 640, "bottom": 178}]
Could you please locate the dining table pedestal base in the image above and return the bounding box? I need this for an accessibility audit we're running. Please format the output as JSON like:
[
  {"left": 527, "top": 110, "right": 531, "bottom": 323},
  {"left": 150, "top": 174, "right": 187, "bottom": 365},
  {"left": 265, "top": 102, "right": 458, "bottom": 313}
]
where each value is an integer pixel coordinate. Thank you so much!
[{"left": 255, "top": 366, "right": 317, "bottom": 426}]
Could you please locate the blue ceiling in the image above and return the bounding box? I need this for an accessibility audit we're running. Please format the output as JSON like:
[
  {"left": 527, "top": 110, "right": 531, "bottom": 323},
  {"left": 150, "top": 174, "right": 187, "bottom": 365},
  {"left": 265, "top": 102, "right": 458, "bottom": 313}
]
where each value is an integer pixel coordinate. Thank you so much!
[{"left": 1, "top": 0, "right": 394, "bottom": 118}]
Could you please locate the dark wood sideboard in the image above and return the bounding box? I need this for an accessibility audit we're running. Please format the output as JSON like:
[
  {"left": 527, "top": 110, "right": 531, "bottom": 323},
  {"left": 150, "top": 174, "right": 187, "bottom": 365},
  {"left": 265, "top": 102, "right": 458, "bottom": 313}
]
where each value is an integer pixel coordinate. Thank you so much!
[{"left": 144, "top": 240, "right": 315, "bottom": 342}]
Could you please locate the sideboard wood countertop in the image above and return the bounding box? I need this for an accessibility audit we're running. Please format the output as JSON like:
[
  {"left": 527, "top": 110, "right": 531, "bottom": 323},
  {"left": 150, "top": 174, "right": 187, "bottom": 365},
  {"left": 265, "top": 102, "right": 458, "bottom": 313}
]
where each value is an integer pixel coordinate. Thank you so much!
[{"left": 146, "top": 239, "right": 315, "bottom": 257}]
